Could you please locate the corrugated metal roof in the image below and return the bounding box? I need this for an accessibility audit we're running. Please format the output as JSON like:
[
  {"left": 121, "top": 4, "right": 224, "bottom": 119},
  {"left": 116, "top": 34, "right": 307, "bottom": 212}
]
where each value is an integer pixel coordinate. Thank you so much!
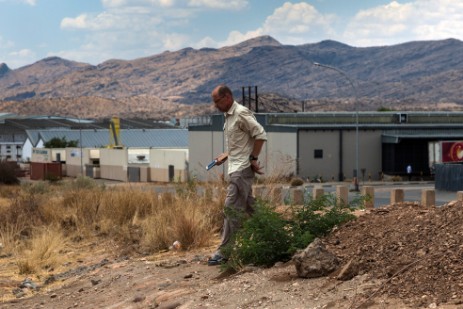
[{"left": 25, "top": 129, "right": 188, "bottom": 148}]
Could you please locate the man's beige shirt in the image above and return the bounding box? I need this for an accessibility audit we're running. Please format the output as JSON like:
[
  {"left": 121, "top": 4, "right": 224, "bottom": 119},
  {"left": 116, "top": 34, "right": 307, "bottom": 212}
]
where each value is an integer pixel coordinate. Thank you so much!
[{"left": 224, "top": 101, "right": 267, "bottom": 174}]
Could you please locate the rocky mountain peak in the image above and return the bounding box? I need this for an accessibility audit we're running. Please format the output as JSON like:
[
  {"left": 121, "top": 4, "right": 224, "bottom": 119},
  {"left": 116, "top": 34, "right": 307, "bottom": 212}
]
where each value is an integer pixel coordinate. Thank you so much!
[{"left": 0, "top": 63, "right": 11, "bottom": 77}]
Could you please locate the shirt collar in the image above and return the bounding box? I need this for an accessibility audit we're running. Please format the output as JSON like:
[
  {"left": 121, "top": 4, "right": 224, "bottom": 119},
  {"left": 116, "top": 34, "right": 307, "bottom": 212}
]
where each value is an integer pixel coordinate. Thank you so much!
[{"left": 224, "top": 101, "right": 237, "bottom": 117}]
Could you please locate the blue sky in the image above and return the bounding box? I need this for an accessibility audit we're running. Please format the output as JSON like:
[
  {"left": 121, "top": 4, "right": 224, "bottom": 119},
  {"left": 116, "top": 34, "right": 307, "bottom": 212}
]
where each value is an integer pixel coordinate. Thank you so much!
[{"left": 1, "top": 0, "right": 462, "bottom": 69}]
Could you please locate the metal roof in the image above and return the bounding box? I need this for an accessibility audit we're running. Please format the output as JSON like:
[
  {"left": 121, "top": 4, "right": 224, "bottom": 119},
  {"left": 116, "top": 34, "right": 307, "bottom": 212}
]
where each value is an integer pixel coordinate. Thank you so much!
[
  {"left": 382, "top": 129, "right": 463, "bottom": 143},
  {"left": 25, "top": 129, "right": 188, "bottom": 148}
]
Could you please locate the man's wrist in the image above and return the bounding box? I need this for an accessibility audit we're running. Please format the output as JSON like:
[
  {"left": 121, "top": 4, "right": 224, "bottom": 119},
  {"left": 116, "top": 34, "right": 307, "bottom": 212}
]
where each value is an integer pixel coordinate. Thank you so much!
[{"left": 249, "top": 154, "right": 258, "bottom": 161}]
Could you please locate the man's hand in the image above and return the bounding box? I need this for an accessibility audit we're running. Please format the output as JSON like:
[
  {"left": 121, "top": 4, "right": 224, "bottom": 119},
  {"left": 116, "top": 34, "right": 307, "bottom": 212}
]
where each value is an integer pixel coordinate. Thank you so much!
[
  {"left": 215, "top": 152, "right": 228, "bottom": 166},
  {"left": 250, "top": 160, "right": 264, "bottom": 175}
]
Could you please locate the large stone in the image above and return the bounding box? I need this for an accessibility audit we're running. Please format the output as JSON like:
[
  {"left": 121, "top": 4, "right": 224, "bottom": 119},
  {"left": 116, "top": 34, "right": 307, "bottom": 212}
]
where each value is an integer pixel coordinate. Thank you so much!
[
  {"left": 313, "top": 187, "right": 324, "bottom": 200},
  {"left": 292, "top": 238, "right": 339, "bottom": 278},
  {"left": 336, "top": 185, "right": 348, "bottom": 206},
  {"left": 362, "top": 186, "right": 375, "bottom": 209}
]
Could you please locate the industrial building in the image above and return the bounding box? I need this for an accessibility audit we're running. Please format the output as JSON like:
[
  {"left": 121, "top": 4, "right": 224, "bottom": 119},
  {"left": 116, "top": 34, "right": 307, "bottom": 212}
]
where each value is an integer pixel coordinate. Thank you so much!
[{"left": 188, "top": 111, "right": 463, "bottom": 182}]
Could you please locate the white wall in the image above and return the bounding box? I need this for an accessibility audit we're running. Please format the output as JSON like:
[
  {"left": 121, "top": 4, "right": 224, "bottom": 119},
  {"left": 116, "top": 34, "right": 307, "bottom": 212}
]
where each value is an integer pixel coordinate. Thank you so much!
[
  {"left": 149, "top": 148, "right": 189, "bottom": 182},
  {"left": 189, "top": 130, "right": 224, "bottom": 181},
  {"left": 31, "top": 148, "right": 52, "bottom": 163},
  {"left": 22, "top": 139, "right": 33, "bottom": 162},
  {"left": 188, "top": 129, "right": 293, "bottom": 181},
  {"left": 66, "top": 147, "right": 100, "bottom": 177},
  {"left": 100, "top": 148, "right": 128, "bottom": 181},
  {"left": 265, "top": 132, "right": 297, "bottom": 178}
]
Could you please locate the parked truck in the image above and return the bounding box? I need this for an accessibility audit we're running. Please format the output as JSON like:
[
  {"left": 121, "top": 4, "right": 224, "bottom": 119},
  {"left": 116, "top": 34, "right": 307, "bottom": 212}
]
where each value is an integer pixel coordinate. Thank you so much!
[{"left": 428, "top": 140, "right": 463, "bottom": 173}]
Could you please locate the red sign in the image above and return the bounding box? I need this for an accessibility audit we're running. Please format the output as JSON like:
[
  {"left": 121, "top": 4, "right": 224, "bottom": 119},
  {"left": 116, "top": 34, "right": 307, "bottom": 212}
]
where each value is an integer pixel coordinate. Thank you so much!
[{"left": 442, "top": 141, "right": 463, "bottom": 162}]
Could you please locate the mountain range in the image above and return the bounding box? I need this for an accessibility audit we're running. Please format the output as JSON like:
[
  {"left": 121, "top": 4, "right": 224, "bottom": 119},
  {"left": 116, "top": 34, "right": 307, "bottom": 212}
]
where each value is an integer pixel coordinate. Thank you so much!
[{"left": 1, "top": 35, "right": 463, "bottom": 118}]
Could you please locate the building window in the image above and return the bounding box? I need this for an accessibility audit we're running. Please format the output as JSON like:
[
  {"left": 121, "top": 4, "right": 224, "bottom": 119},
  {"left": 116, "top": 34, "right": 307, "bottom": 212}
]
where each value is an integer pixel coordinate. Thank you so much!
[{"left": 314, "top": 149, "right": 323, "bottom": 159}]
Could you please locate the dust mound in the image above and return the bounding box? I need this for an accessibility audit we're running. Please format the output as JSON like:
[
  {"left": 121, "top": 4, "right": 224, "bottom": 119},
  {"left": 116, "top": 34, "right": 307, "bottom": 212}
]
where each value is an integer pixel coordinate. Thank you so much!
[{"left": 324, "top": 201, "right": 463, "bottom": 307}]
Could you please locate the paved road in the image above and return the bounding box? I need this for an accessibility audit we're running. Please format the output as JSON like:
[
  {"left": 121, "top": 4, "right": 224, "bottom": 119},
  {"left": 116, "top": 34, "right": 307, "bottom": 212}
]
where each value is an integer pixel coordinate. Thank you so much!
[{"left": 310, "top": 181, "right": 458, "bottom": 208}]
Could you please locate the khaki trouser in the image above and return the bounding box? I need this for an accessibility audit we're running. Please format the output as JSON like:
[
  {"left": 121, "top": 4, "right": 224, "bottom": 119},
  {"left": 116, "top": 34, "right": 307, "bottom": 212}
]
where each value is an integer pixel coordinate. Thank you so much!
[{"left": 216, "top": 166, "right": 255, "bottom": 255}]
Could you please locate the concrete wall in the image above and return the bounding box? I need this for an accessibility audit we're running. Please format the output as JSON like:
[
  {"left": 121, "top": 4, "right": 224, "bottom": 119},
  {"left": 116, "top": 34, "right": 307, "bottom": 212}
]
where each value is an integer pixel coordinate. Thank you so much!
[
  {"left": 51, "top": 149, "right": 66, "bottom": 162},
  {"left": 65, "top": 148, "right": 99, "bottom": 177},
  {"left": 299, "top": 130, "right": 383, "bottom": 181},
  {"left": 31, "top": 148, "right": 52, "bottom": 163},
  {"left": 149, "top": 148, "right": 188, "bottom": 182},
  {"left": 299, "top": 130, "right": 339, "bottom": 181},
  {"left": 189, "top": 130, "right": 225, "bottom": 181},
  {"left": 265, "top": 132, "right": 297, "bottom": 178},
  {"left": 100, "top": 148, "right": 128, "bottom": 181},
  {"left": 189, "top": 129, "right": 296, "bottom": 181}
]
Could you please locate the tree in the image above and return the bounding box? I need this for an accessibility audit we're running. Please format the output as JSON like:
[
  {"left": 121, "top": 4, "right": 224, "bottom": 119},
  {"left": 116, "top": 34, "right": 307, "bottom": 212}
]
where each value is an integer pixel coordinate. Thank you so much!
[{"left": 44, "top": 137, "right": 79, "bottom": 148}]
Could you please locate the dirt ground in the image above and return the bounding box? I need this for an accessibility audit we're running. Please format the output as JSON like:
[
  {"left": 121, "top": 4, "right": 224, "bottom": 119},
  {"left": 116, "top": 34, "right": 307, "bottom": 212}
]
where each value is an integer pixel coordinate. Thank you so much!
[{"left": 2, "top": 201, "right": 463, "bottom": 309}]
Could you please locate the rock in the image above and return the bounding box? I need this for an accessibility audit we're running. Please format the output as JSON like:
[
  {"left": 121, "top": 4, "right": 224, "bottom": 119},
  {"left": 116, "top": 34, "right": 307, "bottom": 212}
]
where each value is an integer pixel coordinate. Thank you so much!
[
  {"left": 91, "top": 279, "right": 101, "bottom": 286},
  {"left": 44, "top": 275, "right": 56, "bottom": 285},
  {"left": 133, "top": 295, "right": 146, "bottom": 302},
  {"left": 292, "top": 238, "right": 339, "bottom": 278},
  {"left": 19, "top": 278, "right": 38, "bottom": 290},
  {"left": 12, "top": 288, "right": 26, "bottom": 298}
]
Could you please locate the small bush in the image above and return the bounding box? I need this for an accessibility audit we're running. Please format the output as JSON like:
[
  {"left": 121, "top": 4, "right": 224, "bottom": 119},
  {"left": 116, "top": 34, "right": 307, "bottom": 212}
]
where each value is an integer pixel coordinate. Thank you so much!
[
  {"left": 290, "top": 177, "right": 304, "bottom": 187},
  {"left": 290, "top": 193, "right": 359, "bottom": 239},
  {"left": 0, "top": 160, "right": 19, "bottom": 185},
  {"left": 68, "top": 176, "right": 99, "bottom": 190},
  {"left": 223, "top": 193, "right": 362, "bottom": 270},
  {"left": 222, "top": 200, "right": 294, "bottom": 269}
]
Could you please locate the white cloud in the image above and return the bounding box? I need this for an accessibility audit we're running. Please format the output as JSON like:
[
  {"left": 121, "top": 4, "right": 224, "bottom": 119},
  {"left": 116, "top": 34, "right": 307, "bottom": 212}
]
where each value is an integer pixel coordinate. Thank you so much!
[
  {"left": 206, "top": 2, "right": 336, "bottom": 49},
  {"left": 222, "top": 29, "right": 264, "bottom": 46},
  {"left": 101, "top": 0, "right": 127, "bottom": 7},
  {"left": 194, "top": 36, "right": 218, "bottom": 49},
  {"left": 101, "top": 0, "right": 175, "bottom": 8},
  {"left": 10, "top": 48, "right": 34, "bottom": 58},
  {"left": 1, "top": 48, "right": 36, "bottom": 68},
  {"left": 61, "top": 11, "right": 145, "bottom": 31},
  {"left": 261, "top": 2, "right": 336, "bottom": 43},
  {"left": 162, "top": 33, "right": 189, "bottom": 50},
  {"left": 51, "top": 0, "right": 463, "bottom": 69},
  {"left": 58, "top": 0, "right": 198, "bottom": 64},
  {"left": 343, "top": 0, "right": 463, "bottom": 46},
  {"left": 0, "top": 0, "right": 36, "bottom": 4},
  {"left": 206, "top": 0, "right": 463, "bottom": 50},
  {"left": 188, "top": 0, "right": 247, "bottom": 10}
]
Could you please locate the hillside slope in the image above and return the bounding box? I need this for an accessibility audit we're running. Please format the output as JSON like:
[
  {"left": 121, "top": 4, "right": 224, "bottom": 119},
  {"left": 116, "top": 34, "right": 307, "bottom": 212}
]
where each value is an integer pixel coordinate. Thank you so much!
[{"left": 1, "top": 36, "right": 463, "bottom": 109}]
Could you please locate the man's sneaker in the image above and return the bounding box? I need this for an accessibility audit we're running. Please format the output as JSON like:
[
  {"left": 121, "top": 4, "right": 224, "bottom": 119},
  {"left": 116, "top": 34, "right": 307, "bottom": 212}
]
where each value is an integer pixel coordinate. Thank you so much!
[{"left": 207, "top": 254, "right": 227, "bottom": 266}]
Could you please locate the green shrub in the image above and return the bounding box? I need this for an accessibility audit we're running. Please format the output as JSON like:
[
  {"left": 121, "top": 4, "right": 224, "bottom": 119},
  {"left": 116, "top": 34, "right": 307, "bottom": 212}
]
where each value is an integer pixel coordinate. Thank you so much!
[
  {"left": 223, "top": 193, "right": 363, "bottom": 270},
  {"left": 222, "top": 200, "right": 294, "bottom": 269},
  {"left": 290, "top": 193, "right": 360, "bottom": 239}
]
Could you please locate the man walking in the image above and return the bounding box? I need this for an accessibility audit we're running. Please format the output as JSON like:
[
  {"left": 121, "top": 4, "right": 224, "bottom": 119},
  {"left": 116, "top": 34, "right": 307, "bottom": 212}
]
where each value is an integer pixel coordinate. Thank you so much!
[{"left": 208, "top": 84, "right": 267, "bottom": 266}]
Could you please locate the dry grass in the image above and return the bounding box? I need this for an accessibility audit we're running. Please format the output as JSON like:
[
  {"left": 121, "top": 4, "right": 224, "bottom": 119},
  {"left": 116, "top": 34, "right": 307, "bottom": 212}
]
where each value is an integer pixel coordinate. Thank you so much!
[
  {"left": 16, "top": 226, "right": 67, "bottom": 275},
  {"left": 0, "top": 177, "right": 226, "bottom": 276}
]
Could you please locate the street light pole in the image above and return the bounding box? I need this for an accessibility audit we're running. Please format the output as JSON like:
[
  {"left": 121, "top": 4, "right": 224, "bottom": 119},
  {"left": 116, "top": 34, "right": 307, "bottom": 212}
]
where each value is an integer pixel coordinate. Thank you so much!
[
  {"left": 313, "top": 62, "right": 360, "bottom": 192},
  {"left": 77, "top": 116, "right": 83, "bottom": 176}
]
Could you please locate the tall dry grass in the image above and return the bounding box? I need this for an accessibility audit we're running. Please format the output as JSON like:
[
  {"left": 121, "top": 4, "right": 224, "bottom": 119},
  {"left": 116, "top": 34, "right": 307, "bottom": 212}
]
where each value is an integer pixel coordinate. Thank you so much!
[
  {"left": 16, "top": 226, "right": 67, "bottom": 275},
  {"left": 0, "top": 177, "right": 226, "bottom": 276}
]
